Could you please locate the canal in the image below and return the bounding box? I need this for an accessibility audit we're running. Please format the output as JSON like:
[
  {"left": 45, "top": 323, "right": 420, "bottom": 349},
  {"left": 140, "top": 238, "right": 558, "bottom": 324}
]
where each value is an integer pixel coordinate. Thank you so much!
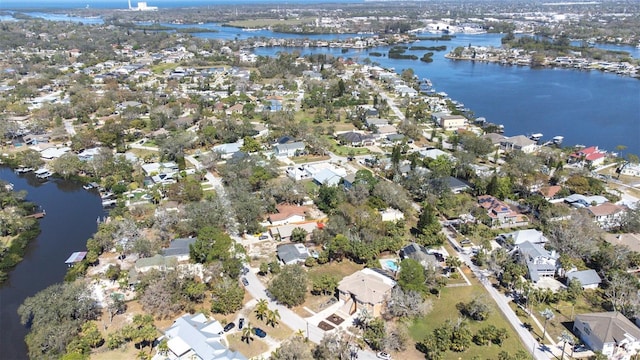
[{"left": 0, "top": 167, "right": 105, "bottom": 359}]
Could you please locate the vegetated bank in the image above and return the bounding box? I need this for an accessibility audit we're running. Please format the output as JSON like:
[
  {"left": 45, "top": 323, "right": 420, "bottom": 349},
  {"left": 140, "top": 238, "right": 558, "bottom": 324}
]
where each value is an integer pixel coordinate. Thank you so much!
[{"left": 0, "top": 178, "right": 41, "bottom": 284}]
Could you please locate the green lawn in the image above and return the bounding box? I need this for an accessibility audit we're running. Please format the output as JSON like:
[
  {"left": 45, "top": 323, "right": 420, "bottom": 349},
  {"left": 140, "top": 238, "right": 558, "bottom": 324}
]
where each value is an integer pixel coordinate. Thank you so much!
[{"left": 409, "top": 280, "right": 526, "bottom": 360}]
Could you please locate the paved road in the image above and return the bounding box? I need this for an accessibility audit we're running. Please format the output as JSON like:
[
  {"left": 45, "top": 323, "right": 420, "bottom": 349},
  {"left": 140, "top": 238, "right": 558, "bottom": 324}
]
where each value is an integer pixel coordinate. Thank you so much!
[
  {"left": 442, "top": 227, "right": 550, "bottom": 360},
  {"left": 243, "top": 268, "right": 326, "bottom": 344}
]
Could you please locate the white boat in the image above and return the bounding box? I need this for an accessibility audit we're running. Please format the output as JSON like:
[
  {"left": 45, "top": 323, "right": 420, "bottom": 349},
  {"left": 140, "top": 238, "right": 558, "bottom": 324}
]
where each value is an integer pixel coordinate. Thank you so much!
[
  {"left": 530, "top": 133, "right": 543, "bottom": 141},
  {"left": 34, "top": 168, "right": 52, "bottom": 179},
  {"left": 4, "top": 183, "right": 13, "bottom": 191},
  {"left": 552, "top": 136, "right": 564, "bottom": 144}
]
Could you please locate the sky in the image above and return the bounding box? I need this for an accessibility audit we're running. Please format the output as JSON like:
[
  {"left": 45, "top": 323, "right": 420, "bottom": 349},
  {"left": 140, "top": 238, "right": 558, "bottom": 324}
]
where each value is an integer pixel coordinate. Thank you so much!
[{"left": 0, "top": 0, "right": 362, "bottom": 10}]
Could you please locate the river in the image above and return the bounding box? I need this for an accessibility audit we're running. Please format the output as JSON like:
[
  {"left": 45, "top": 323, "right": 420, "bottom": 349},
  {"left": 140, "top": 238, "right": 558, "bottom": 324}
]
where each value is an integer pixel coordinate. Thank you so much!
[
  {"left": 0, "top": 168, "right": 105, "bottom": 360},
  {"left": 253, "top": 33, "right": 640, "bottom": 155}
]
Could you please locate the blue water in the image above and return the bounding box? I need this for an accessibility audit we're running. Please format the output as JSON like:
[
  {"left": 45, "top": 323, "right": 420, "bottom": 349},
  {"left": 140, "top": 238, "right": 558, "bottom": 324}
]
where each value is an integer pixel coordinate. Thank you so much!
[
  {"left": 385, "top": 259, "right": 399, "bottom": 272},
  {"left": 254, "top": 34, "right": 640, "bottom": 155},
  {"left": 0, "top": 10, "right": 638, "bottom": 155},
  {"left": 0, "top": 0, "right": 362, "bottom": 10}
]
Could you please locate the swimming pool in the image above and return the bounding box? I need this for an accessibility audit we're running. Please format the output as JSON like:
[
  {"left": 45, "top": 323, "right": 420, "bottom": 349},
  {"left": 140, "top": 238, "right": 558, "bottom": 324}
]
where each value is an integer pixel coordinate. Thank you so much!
[{"left": 384, "top": 259, "right": 399, "bottom": 272}]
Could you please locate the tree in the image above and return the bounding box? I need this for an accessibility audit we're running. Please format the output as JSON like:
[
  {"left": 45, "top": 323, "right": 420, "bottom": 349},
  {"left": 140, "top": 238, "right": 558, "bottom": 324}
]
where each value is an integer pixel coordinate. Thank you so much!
[
  {"left": 449, "top": 320, "right": 473, "bottom": 352},
  {"left": 210, "top": 278, "right": 244, "bottom": 314},
  {"left": 311, "top": 274, "right": 338, "bottom": 296},
  {"left": 189, "top": 226, "right": 233, "bottom": 263},
  {"left": 18, "top": 282, "right": 99, "bottom": 359},
  {"left": 271, "top": 336, "right": 313, "bottom": 360},
  {"left": 106, "top": 293, "right": 127, "bottom": 324},
  {"left": 604, "top": 271, "right": 640, "bottom": 317},
  {"left": 291, "top": 227, "right": 308, "bottom": 243},
  {"left": 241, "top": 322, "right": 254, "bottom": 344},
  {"left": 266, "top": 309, "right": 281, "bottom": 328},
  {"left": 558, "top": 330, "right": 575, "bottom": 360},
  {"left": 268, "top": 264, "right": 308, "bottom": 307},
  {"left": 539, "top": 308, "right": 554, "bottom": 343},
  {"left": 548, "top": 212, "right": 601, "bottom": 259},
  {"left": 445, "top": 256, "right": 462, "bottom": 271},
  {"left": 385, "top": 286, "right": 432, "bottom": 319},
  {"left": 314, "top": 331, "right": 351, "bottom": 360},
  {"left": 50, "top": 152, "right": 84, "bottom": 179},
  {"left": 80, "top": 322, "right": 104, "bottom": 348},
  {"left": 255, "top": 299, "right": 269, "bottom": 321},
  {"left": 397, "top": 258, "right": 426, "bottom": 293},
  {"left": 456, "top": 298, "right": 492, "bottom": 321},
  {"left": 363, "top": 318, "right": 386, "bottom": 350}
]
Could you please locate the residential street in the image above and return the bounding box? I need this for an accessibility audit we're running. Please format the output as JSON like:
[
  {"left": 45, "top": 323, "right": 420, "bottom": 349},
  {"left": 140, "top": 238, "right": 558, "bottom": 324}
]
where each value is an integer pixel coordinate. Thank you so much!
[{"left": 441, "top": 226, "right": 551, "bottom": 360}]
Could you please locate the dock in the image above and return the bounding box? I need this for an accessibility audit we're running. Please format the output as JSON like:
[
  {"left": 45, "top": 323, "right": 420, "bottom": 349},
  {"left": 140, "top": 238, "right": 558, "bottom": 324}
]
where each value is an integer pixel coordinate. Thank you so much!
[
  {"left": 65, "top": 251, "right": 87, "bottom": 267},
  {"left": 26, "top": 210, "right": 46, "bottom": 219}
]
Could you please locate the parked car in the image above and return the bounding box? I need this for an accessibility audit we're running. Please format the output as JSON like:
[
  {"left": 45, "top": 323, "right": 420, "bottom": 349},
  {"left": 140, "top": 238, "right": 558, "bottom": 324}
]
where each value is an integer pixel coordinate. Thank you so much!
[
  {"left": 253, "top": 327, "right": 267, "bottom": 338},
  {"left": 241, "top": 277, "right": 249, "bottom": 286},
  {"left": 377, "top": 352, "right": 391, "bottom": 360},
  {"left": 224, "top": 322, "right": 235, "bottom": 332},
  {"left": 259, "top": 235, "right": 269, "bottom": 240},
  {"left": 238, "top": 318, "right": 245, "bottom": 329}
]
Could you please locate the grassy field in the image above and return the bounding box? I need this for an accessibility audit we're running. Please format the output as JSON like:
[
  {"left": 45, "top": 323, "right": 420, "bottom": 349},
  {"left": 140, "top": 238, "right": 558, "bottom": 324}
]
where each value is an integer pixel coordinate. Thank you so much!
[
  {"left": 151, "top": 63, "right": 179, "bottom": 75},
  {"left": 408, "top": 275, "right": 526, "bottom": 360},
  {"left": 227, "top": 334, "right": 270, "bottom": 358},
  {"left": 225, "top": 17, "right": 316, "bottom": 28}
]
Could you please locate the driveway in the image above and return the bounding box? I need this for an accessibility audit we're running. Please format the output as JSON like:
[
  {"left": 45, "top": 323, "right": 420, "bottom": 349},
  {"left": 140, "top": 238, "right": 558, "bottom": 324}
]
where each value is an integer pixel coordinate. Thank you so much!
[
  {"left": 243, "top": 268, "right": 325, "bottom": 344},
  {"left": 441, "top": 227, "right": 550, "bottom": 360}
]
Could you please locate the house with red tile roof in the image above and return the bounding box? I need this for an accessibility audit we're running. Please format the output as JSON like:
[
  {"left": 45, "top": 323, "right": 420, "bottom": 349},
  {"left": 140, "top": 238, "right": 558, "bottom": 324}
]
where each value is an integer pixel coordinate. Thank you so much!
[
  {"left": 538, "top": 185, "right": 563, "bottom": 200},
  {"left": 569, "top": 146, "right": 606, "bottom": 167}
]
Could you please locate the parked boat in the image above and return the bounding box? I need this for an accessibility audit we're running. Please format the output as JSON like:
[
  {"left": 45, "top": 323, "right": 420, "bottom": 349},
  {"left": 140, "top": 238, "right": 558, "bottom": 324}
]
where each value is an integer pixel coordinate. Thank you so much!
[
  {"left": 15, "top": 167, "right": 34, "bottom": 173},
  {"left": 552, "top": 136, "right": 564, "bottom": 145},
  {"left": 529, "top": 133, "right": 543, "bottom": 142},
  {"left": 34, "top": 169, "right": 52, "bottom": 180}
]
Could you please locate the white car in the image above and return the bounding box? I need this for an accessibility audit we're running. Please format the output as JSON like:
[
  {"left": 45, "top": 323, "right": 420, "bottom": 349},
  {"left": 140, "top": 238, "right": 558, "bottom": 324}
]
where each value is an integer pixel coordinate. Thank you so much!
[{"left": 377, "top": 352, "right": 391, "bottom": 360}]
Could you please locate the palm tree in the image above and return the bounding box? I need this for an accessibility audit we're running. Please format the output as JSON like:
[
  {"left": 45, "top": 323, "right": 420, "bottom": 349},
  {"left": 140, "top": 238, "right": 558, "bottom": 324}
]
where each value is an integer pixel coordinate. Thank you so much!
[
  {"left": 255, "top": 299, "right": 269, "bottom": 321},
  {"left": 445, "top": 256, "right": 462, "bottom": 271},
  {"left": 241, "top": 322, "right": 254, "bottom": 344},
  {"left": 558, "top": 330, "right": 575, "bottom": 360},
  {"left": 540, "top": 308, "right": 554, "bottom": 344},
  {"left": 266, "top": 309, "right": 281, "bottom": 328}
]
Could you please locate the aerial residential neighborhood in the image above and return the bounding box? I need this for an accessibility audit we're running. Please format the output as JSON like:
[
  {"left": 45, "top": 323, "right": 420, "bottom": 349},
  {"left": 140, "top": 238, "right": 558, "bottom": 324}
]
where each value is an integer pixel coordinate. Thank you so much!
[{"left": 0, "top": 2, "right": 639, "bottom": 360}]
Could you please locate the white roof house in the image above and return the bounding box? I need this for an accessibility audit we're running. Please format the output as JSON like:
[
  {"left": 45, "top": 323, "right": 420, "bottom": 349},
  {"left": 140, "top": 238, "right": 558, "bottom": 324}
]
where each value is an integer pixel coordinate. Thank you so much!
[
  {"left": 39, "top": 146, "right": 71, "bottom": 160},
  {"left": 163, "top": 313, "right": 246, "bottom": 360}
]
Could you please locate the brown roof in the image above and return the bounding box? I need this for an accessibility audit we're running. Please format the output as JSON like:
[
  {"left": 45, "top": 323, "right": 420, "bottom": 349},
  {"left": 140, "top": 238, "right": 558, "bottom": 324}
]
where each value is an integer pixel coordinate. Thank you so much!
[
  {"left": 575, "top": 312, "right": 640, "bottom": 344},
  {"left": 587, "top": 203, "right": 625, "bottom": 217},
  {"left": 337, "top": 269, "right": 396, "bottom": 305},
  {"left": 268, "top": 204, "right": 309, "bottom": 223},
  {"left": 539, "top": 185, "right": 562, "bottom": 199}
]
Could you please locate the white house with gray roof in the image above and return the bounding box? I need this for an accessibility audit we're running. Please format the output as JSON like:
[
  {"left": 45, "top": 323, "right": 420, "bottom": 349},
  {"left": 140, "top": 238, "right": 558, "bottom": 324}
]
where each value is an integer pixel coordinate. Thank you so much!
[
  {"left": 274, "top": 141, "right": 305, "bottom": 158},
  {"left": 567, "top": 269, "right": 602, "bottom": 290}
]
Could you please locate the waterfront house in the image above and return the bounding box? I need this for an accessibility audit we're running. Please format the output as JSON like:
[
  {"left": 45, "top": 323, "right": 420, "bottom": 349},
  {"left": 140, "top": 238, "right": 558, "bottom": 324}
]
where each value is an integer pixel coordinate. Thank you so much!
[
  {"left": 438, "top": 114, "right": 468, "bottom": 131},
  {"left": 500, "top": 135, "right": 538, "bottom": 154},
  {"left": 567, "top": 269, "right": 602, "bottom": 290},
  {"left": 337, "top": 268, "right": 396, "bottom": 318},
  {"left": 573, "top": 312, "right": 640, "bottom": 360},
  {"left": 569, "top": 146, "right": 606, "bottom": 167},
  {"left": 163, "top": 313, "right": 246, "bottom": 360}
]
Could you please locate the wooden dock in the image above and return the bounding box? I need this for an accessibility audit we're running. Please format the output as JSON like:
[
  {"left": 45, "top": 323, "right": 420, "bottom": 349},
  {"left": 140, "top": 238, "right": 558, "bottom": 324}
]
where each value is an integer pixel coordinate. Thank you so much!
[{"left": 26, "top": 211, "right": 46, "bottom": 219}]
